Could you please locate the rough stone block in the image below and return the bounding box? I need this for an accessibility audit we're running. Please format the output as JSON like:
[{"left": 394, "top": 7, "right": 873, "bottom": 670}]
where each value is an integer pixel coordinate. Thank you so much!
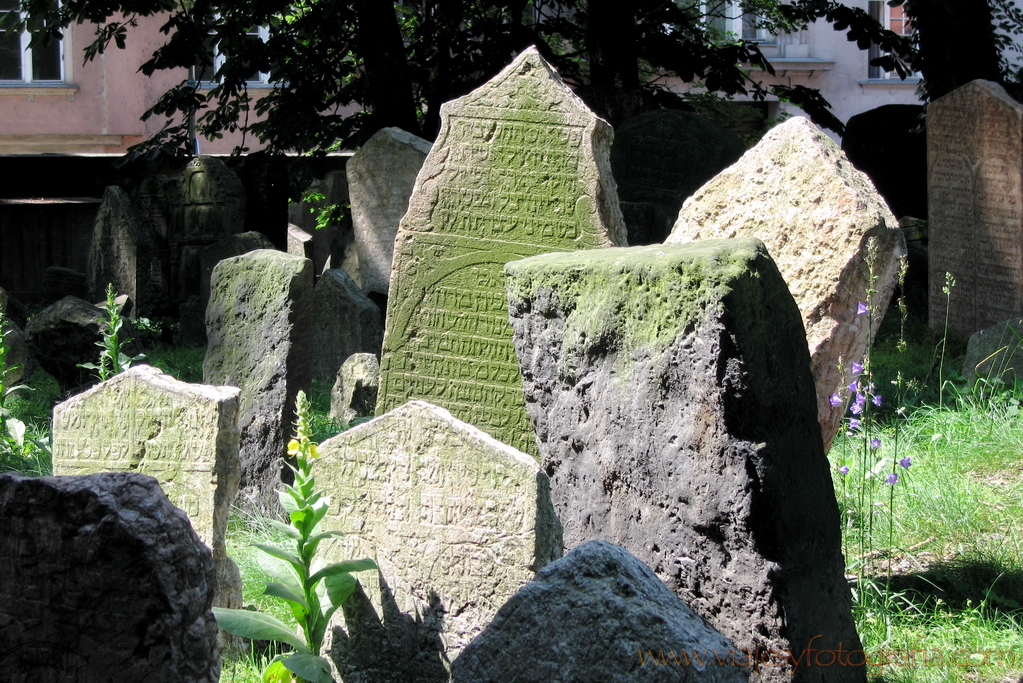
[
  {"left": 204, "top": 249, "right": 313, "bottom": 510},
  {"left": 317, "top": 400, "right": 562, "bottom": 680},
  {"left": 376, "top": 46, "right": 626, "bottom": 457},
  {"left": 667, "top": 116, "right": 905, "bottom": 453},
  {"left": 0, "top": 471, "right": 220, "bottom": 683},
  {"left": 506, "top": 239, "right": 862, "bottom": 683},
  {"left": 312, "top": 268, "right": 383, "bottom": 385},
  {"left": 329, "top": 352, "right": 380, "bottom": 425},
  {"left": 963, "top": 318, "right": 1023, "bottom": 385}
]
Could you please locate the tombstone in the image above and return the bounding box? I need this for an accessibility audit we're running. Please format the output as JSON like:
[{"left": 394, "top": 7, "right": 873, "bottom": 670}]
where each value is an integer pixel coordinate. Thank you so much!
[
  {"left": 0, "top": 286, "right": 28, "bottom": 328},
  {"left": 287, "top": 223, "right": 315, "bottom": 262},
  {"left": 312, "top": 269, "right": 383, "bottom": 385},
  {"left": 25, "top": 295, "right": 141, "bottom": 392},
  {"left": 927, "top": 80, "right": 1023, "bottom": 338},
  {"left": 132, "top": 173, "right": 177, "bottom": 303},
  {"left": 0, "top": 471, "right": 220, "bottom": 683},
  {"left": 505, "top": 239, "right": 863, "bottom": 683},
  {"left": 842, "top": 104, "right": 927, "bottom": 220},
  {"left": 51, "top": 365, "right": 242, "bottom": 613},
  {"left": 41, "top": 265, "right": 88, "bottom": 304},
  {"left": 199, "top": 231, "right": 276, "bottom": 315},
  {"left": 86, "top": 186, "right": 158, "bottom": 317},
  {"left": 329, "top": 352, "right": 380, "bottom": 425},
  {"left": 962, "top": 318, "right": 1023, "bottom": 385},
  {"left": 286, "top": 167, "right": 353, "bottom": 278},
  {"left": 610, "top": 110, "right": 745, "bottom": 246},
  {"left": 377, "top": 47, "right": 627, "bottom": 457},
  {"left": 347, "top": 127, "right": 432, "bottom": 297},
  {"left": 204, "top": 249, "right": 314, "bottom": 510},
  {"left": 452, "top": 541, "right": 746, "bottom": 683},
  {"left": 169, "top": 156, "right": 247, "bottom": 303},
  {"left": 318, "top": 400, "right": 562, "bottom": 680},
  {"left": 667, "top": 117, "right": 905, "bottom": 453}
]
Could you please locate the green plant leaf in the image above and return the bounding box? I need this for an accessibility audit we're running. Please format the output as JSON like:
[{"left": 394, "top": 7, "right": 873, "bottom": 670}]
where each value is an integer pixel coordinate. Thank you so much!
[
  {"left": 211, "top": 607, "right": 310, "bottom": 653},
  {"left": 6, "top": 417, "right": 25, "bottom": 447},
  {"left": 279, "top": 488, "right": 300, "bottom": 514},
  {"left": 265, "top": 518, "right": 302, "bottom": 539},
  {"left": 282, "top": 653, "right": 335, "bottom": 683},
  {"left": 308, "top": 558, "right": 376, "bottom": 585},
  {"left": 323, "top": 572, "right": 356, "bottom": 612},
  {"left": 253, "top": 543, "right": 302, "bottom": 568},
  {"left": 307, "top": 530, "right": 346, "bottom": 545},
  {"left": 264, "top": 581, "right": 308, "bottom": 608},
  {"left": 262, "top": 659, "right": 291, "bottom": 683}
]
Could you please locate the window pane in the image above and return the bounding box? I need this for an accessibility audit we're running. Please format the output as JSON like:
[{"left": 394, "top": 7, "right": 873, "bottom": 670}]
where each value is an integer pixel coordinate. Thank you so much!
[
  {"left": 0, "top": 25, "right": 21, "bottom": 79},
  {"left": 0, "top": 0, "right": 18, "bottom": 10},
  {"left": 32, "top": 35, "right": 59, "bottom": 80}
]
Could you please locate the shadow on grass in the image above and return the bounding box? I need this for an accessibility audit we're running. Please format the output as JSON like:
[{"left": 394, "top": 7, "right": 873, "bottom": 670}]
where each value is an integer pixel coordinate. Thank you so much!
[{"left": 869, "top": 555, "right": 1023, "bottom": 614}]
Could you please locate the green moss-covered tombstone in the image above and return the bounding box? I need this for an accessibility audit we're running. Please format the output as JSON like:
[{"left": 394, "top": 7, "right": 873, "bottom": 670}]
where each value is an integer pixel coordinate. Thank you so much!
[
  {"left": 52, "top": 365, "right": 242, "bottom": 613},
  {"left": 376, "top": 46, "right": 627, "bottom": 457},
  {"left": 505, "top": 239, "right": 863, "bottom": 683},
  {"left": 204, "top": 249, "right": 313, "bottom": 511}
]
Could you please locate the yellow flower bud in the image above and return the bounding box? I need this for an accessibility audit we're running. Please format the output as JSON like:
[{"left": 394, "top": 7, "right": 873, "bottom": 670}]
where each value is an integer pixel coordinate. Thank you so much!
[{"left": 287, "top": 439, "right": 300, "bottom": 456}]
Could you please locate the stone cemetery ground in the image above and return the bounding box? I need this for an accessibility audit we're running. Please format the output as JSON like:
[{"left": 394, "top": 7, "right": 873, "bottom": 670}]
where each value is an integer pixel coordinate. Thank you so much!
[{"left": 2, "top": 309, "right": 1022, "bottom": 683}]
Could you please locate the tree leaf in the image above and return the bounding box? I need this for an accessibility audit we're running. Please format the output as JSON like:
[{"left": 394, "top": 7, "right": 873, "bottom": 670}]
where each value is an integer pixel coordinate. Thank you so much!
[
  {"left": 308, "top": 558, "right": 376, "bottom": 586},
  {"left": 211, "top": 608, "right": 310, "bottom": 653},
  {"left": 282, "top": 653, "right": 335, "bottom": 683},
  {"left": 265, "top": 518, "right": 301, "bottom": 539}
]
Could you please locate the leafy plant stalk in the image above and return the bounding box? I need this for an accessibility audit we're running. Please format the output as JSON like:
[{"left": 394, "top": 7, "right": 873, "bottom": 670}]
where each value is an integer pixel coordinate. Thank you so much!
[
  {"left": 79, "top": 283, "right": 145, "bottom": 382},
  {"left": 214, "top": 391, "right": 375, "bottom": 683}
]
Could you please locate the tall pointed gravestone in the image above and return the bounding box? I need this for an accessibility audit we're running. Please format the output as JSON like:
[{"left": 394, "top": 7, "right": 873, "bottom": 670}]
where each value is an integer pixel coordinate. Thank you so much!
[
  {"left": 86, "top": 186, "right": 158, "bottom": 316},
  {"left": 506, "top": 239, "right": 863, "bottom": 683},
  {"left": 667, "top": 117, "right": 905, "bottom": 453},
  {"left": 928, "top": 80, "right": 1023, "bottom": 338},
  {"left": 376, "top": 46, "right": 627, "bottom": 457}
]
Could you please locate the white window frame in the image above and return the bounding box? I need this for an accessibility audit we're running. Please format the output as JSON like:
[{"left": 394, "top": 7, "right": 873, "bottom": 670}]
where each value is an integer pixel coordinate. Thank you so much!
[
  {"left": 0, "top": 3, "right": 65, "bottom": 84},
  {"left": 201, "top": 24, "right": 272, "bottom": 86},
  {"left": 701, "top": 1, "right": 776, "bottom": 45},
  {"left": 867, "top": 1, "right": 916, "bottom": 80}
]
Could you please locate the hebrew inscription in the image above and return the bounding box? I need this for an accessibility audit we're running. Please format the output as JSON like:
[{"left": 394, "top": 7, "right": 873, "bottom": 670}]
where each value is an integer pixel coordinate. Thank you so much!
[
  {"left": 377, "top": 47, "right": 625, "bottom": 457},
  {"left": 928, "top": 80, "right": 1023, "bottom": 337}
]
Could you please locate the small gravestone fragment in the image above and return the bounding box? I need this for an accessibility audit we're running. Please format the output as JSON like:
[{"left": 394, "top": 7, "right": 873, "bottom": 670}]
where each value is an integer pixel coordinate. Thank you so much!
[
  {"left": 611, "top": 110, "right": 745, "bottom": 245},
  {"left": 312, "top": 269, "right": 383, "bottom": 385},
  {"left": 287, "top": 224, "right": 315, "bottom": 263},
  {"left": 506, "top": 239, "right": 862, "bottom": 683},
  {"left": 52, "top": 365, "right": 242, "bottom": 613},
  {"left": 963, "top": 318, "right": 1023, "bottom": 385},
  {"left": 204, "top": 249, "right": 313, "bottom": 511},
  {"left": 377, "top": 47, "right": 626, "bottom": 457},
  {"left": 348, "top": 127, "right": 432, "bottom": 297},
  {"left": 452, "top": 541, "right": 745, "bottom": 683},
  {"left": 87, "top": 185, "right": 158, "bottom": 316},
  {"left": 667, "top": 117, "right": 905, "bottom": 453},
  {"left": 329, "top": 352, "right": 380, "bottom": 425},
  {"left": 0, "top": 471, "right": 220, "bottom": 683},
  {"left": 41, "top": 266, "right": 89, "bottom": 304},
  {"left": 318, "top": 400, "right": 562, "bottom": 679},
  {"left": 928, "top": 80, "right": 1023, "bottom": 338}
]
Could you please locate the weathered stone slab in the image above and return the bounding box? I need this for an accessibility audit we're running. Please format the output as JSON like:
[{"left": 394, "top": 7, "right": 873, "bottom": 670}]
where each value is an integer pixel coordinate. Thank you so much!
[
  {"left": 41, "top": 265, "right": 88, "bottom": 304},
  {"left": 329, "top": 352, "right": 380, "bottom": 425},
  {"left": 377, "top": 47, "right": 626, "bottom": 457},
  {"left": 87, "top": 185, "right": 158, "bottom": 316},
  {"left": 611, "top": 110, "right": 745, "bottom": 245},
  {"left": 52, "top": 365, "right": 241, "bottom": 613},
  {"left": 928, "top": 80, "right": 1023, "bottom": 338},
  {"left": 452, "top": 540, "right": 745, "bottom": 683},
  {"left": 1, "top": 317, "right": 28, "bottom": 386},
  {"left": 204, "top": 249, "right": 313, "bottom": 510},
  {"left": 506, "top": 239, "right": 862, "bottom": 683},
  {"left": 666, "top": 116, "right": 905, "bottom": 453},
  {"left": 287, "top": 223, "right": 315, "bottom": 261},
  {"left": 319, "top": 400, "right": 562, "bottom": 679},
  {"left": 963, "top": 318, "right": 1023, "bottom": 385},
  {"left": 348, "top": 127, "right": 432, "bottom": 297},
  {"left": 199, "top": 231, "right": 276, "bottom": 312},
  {"left": 0, "top": 471, "right": 219, "bottom": 683},
  {"left": 312, "top": 269, "right": 384, "bottom": 385}
]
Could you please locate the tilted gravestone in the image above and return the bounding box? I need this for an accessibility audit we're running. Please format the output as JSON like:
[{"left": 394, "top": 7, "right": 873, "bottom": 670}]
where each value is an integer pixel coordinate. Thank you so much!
[
  {"left": 506, "top": 239, "right": 863, "bottom": 683},
  {"left": 52, "top": 365, "right": 242, "bottom": 612},
  {"left": 611, "top": 110, "right": 745, "bottom": 246},
  {"left": 0, "top": 471, "right": 220, "bottom": 683},
  {"left": 312, "top": 268, "right": 384, "bottom": 385},
  {"left": 962, "top": 318, "right": 1023, "bottom": 385},
  {"left": 329, "top": 352, "right": 380, "bottom": 425},
  {"left": 667, "top": 117, "right": 905, "bottom": 453},
  {"left": 452, "top": 541, "right": 746, "bottom": 683},
  {"left": 86, "top": 185, "right": 158, "bottom": 316},
  {"left": 317, "top": 400, "right": 562, "bottom": 680},
  {"left": 204, "top": 249, "right": 313, "bottom": 510},
  {"left": 169, "top": 156, "right": 246, "bottom": 303},
  {"left": 348, "top": 127, "right": 432, "bottom": 297},
  {"left": 928, "top": 80, "right": 1023, "bottom": 338},
  {"left": 377, "top": 47, "right": 626, "bottom": 457}
]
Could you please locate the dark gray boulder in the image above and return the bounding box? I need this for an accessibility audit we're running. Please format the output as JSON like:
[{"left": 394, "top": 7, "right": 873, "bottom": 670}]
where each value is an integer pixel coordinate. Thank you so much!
[
  {"left": 505, "top": 239, "right": 863, "bottom": 683},
  {"left": 452, "top": 540, "right": 746, "bottom": 683},
  {"left": 0, "top": 472, "right": 220, "bottom": 683}
]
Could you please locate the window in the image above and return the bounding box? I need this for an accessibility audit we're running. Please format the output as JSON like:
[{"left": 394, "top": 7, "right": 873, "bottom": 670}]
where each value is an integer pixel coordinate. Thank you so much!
[
  {"left": 196, "top": 25, "right": 272, "bottom": 86},
  {"left": 703, "top": 0, "right": 775, "bottom": 44},
  {"left": 0, "top": 0, "right": 63, "bottom": 83},
  {"left": 868, "top": 1, "right": 913, "bottom": 79}
]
